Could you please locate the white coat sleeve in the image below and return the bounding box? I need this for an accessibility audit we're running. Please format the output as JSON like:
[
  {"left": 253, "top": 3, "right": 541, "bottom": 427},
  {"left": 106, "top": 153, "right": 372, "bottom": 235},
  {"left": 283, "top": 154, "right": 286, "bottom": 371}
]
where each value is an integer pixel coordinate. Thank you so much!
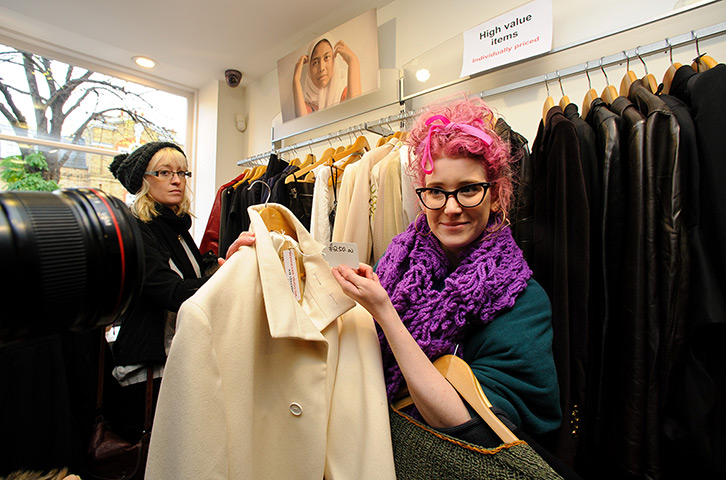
[
  {"left": 325, "top": 305, "right": 396, "bottom": 479},
  {"left": 145, "top": 301, "right": 229, "bottom": 480}
]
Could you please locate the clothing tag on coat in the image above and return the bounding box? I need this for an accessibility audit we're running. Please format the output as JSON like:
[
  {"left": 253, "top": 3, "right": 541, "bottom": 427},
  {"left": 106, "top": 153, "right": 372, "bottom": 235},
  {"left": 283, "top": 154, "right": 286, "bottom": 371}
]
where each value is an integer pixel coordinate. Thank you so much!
[
  {"left": 282, "top": 248, "right": 302, "bottom": 301},
  {"left": 322, "top": 242, "right": 359, "bottom": 268}
]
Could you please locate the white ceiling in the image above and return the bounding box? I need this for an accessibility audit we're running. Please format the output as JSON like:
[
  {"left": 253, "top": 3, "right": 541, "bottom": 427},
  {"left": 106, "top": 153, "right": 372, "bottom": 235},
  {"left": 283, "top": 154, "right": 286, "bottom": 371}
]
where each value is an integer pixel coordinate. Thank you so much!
[{"left": 0, "top": 0, "right": 393, "bottom": 92}]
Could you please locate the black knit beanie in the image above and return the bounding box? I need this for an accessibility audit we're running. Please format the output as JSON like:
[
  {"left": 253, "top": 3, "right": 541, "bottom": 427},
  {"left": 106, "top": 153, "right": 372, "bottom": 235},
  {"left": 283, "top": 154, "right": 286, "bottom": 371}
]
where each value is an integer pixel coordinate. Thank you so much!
[{"left": 109, "top": 141, "right": 185, "bottom": 194}]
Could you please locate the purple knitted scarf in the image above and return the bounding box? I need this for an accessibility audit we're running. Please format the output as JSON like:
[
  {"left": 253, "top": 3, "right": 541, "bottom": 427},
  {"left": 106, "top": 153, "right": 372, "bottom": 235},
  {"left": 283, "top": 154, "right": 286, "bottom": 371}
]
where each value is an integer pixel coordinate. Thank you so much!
[{"left": 376, "top": 213, "right": 532, "bottom": 401}]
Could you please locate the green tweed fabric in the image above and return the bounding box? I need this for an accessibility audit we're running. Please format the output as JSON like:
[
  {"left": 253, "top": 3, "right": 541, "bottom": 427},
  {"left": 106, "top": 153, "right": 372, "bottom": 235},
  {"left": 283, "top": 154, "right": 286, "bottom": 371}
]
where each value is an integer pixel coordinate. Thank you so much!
[{"left": 390, "top": 407, "right": 564, "bottom": 480}]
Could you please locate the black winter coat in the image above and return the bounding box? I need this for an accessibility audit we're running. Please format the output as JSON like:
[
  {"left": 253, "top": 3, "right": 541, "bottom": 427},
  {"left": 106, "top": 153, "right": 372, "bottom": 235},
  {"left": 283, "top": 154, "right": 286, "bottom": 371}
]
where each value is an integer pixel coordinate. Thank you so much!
[{"left": 113, "top": 207, "right": 210, "bottom": 367}]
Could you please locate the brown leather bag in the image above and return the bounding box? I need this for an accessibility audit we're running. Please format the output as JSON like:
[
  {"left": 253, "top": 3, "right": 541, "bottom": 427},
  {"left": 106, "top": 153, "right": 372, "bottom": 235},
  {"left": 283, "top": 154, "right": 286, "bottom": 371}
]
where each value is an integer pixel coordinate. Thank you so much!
[{"left": 87, "top": 333, "right": 153, "bottom": 480}]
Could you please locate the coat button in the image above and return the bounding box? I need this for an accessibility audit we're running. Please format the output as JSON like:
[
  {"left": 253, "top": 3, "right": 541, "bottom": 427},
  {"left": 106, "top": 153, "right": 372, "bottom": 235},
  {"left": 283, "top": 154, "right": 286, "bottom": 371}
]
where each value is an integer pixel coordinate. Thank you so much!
[{"left": 289, "top": 402, "right": 303, "bottom": 416}]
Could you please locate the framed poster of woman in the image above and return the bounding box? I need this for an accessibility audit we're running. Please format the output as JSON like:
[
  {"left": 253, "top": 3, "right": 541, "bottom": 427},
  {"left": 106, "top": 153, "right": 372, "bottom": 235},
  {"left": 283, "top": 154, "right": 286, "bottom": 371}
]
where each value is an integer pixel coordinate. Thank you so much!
[{"left": 277, "top": 9, "right": 379, "bottom": 122}]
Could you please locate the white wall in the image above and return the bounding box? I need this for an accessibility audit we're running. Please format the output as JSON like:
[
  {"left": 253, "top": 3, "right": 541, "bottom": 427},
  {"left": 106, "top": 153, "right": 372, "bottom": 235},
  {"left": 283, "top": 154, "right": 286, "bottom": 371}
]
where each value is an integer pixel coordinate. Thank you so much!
[
  {"left": 244, "top": 70, "right": 280, "bottom": 159},
  {"left": 194, "top": 81, "right": 218, "bottom": 241},
  {"left": 230, "top": 0, "right": 726, "bottom": 165},
  {"left": 193, "top": 79, "right": 246, "bottom": 241},
  {"left": 215, "top": 81, "right": 248, "bottom": 189},
  {"left": 198, "top": 0, "right": 726, "bottom": 247}
]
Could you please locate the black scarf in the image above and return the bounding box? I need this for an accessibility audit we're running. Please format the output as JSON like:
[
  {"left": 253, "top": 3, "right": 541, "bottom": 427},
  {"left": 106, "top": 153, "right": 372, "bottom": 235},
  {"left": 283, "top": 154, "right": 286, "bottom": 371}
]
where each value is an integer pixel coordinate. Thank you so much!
[{"left": 152, "top": 205, "right": 201, "bottom": 278}]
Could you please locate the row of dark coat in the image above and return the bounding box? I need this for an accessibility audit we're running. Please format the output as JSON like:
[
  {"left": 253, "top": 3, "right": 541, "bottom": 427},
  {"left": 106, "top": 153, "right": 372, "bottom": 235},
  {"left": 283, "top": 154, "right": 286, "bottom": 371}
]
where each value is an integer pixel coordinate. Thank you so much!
[
  {"left": 510, "top": 63, "right": 726, "bottom": 480},
  {"left": 200, "top": 154, "right": 315, "bottom": 257}
]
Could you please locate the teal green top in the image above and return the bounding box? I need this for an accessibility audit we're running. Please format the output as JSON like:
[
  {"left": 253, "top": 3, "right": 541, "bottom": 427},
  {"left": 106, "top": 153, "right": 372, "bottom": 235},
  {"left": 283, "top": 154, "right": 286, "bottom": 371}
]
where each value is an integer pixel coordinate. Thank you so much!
[
  {"left": 373, "top": 256, "right": 561, "bottom": 435},
  {"left": 462, "top": 278, "right": 561, "bottom": 435}
]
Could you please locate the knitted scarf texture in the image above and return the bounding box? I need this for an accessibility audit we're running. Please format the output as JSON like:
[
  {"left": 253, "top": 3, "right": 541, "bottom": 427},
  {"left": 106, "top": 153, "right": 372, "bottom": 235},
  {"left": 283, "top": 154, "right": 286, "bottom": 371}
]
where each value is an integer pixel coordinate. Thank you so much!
[{"left": 377, "top": 213, "right": 532, "bottom": 401}]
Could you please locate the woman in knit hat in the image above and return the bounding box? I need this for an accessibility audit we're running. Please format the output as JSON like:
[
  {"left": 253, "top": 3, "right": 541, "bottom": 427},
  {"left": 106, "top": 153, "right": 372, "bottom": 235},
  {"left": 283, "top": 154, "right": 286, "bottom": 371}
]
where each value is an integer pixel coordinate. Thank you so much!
[
  {"left": 331, "top": 96, "right": 562, "bottom": 448},
  {"left": 107, "top": 142, "right": 252, "bottom": 443}
]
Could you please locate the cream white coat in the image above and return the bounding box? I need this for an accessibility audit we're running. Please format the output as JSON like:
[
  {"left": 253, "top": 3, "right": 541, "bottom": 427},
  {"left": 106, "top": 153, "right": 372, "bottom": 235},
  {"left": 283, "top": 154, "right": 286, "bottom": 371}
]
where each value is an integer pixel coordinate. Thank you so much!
[{"left": 146, "top": 204, "right": 395, "bottom": 479}]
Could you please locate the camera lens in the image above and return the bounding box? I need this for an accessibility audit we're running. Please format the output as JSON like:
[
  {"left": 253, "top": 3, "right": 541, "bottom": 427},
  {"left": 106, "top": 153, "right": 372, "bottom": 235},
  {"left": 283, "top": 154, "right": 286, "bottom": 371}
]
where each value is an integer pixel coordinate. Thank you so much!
[{"left": 0, "top": 188, "right": 144, "bottom": 344}]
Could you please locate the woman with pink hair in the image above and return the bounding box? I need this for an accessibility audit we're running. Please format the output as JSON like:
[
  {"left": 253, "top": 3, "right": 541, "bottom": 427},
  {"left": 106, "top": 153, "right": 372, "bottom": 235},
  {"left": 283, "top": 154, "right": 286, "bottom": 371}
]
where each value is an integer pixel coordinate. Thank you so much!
[{"left": 332, "top": 95, "right": 562, "bottom": 448}]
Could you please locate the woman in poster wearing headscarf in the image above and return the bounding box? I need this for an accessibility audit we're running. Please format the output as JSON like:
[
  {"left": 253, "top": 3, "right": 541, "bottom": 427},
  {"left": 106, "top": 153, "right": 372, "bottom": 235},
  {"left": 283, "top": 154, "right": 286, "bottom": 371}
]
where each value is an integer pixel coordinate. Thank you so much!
[{"left": 292, "top": 37, "right": 361, "bottom": 117}]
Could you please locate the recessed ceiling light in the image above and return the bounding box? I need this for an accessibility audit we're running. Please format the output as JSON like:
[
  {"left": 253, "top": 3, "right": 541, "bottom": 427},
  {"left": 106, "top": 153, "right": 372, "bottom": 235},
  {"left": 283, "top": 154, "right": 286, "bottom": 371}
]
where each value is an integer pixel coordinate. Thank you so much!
[
  {"left": 416, "top": 68, "right": 431, "bottom": 82},
  {"left": 133, "top": 56, "right": 157, "bottom": 69}
]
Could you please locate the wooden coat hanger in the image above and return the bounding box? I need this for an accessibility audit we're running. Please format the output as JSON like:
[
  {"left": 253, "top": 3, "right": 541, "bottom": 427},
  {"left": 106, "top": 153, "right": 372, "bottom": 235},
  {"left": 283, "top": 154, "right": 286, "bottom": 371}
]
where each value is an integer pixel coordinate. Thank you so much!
[
  {"left": 332, "top": 134, "right": 370, "bottom": 162},
  {"left": 341, "top": 150, "right": 364, "bottom": 168},
  {"left": 581, "top": 67, "right": 598, "bottom": 119},
  {"left": 303, "top": 171, "right": 317, "bottom": 183},
  {"left": 601, "top": 84, "right": 618, "bottom": 105},
  {"left": 328, "top": 150, "right": 365, "bottom": 187},
  {"left": 636, "top": 47, "right": 658, "bottom": 94},
  {"left": 661, "top": 38, "right": 682, "bottom": 96},
  {"left": 287, "top": 149, "right": 301, "bottom": 167},
  {"left": 620, "top": 71, "right": 638, "bottom": 96},
  {"left": 392, "top": 354, "right": 519, "bottom": 444},
  {"left": 326, "top": 134, "right": 371, "bottom": 187},
  {"left": 248, "top": 165, "right": 267, "bottom": 183},
  {"left": 384, "top": 126, "right": 402, "bottom": 144},
  {"left": 691, "top": 31, "right": 718, "bottom": 72},
  {"left": 556, "top": 72, "right": 571, "bottom": 109},
  {"left": 327, "top": 165, "right": 344, "bottom": 187},
  {"left": 285, "top": 146, "right": 336, "bottom": 184},
  {"left": 251, "top": 180, "right": 304, "bottom": 295},
  {"left": 299, "top": 153, "right": 315, "bottom": 169},
  {"left": 599, "top": 58, "right": 619, "bottom": 106},
  {"left": 620, "top": 51, "right": 638, "bottom": 97},
  {"left": 252, "top": 179, "right": 297, "bottom": 241},
  {"left": 260, "top": 207, "right": 297, "bottom": 240},
  {"left": 232, "top": 168, "right": 253, "bottom": 189},
  {"left": 542, "top": 74, "right": 555, "bottom": 125},
  {"left": 542, "top": 97, "right": 555, "bottom": 124},
  {"left": 375, "top": 120, "right": 398, "bottom": 147},
  {"left": 661, "top": 63, "right": 682, "bottom": 95},
  {"left": 693, "top": 54, "right": 718, "bottom": 71}
]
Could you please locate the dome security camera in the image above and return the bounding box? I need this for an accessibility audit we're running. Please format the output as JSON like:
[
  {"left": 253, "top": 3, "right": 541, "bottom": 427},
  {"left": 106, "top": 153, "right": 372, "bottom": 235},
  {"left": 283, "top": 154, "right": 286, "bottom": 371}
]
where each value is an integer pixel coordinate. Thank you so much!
[{"left": 225, "top": 69, "right": 242, "bottom": 88}]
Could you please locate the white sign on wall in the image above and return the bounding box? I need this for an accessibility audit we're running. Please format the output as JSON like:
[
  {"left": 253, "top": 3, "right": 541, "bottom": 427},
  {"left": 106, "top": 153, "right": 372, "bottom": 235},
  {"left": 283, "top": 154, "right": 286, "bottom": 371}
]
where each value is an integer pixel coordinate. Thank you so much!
[{"left": 460, "top": 0, "right": 553, "bottom": 78}]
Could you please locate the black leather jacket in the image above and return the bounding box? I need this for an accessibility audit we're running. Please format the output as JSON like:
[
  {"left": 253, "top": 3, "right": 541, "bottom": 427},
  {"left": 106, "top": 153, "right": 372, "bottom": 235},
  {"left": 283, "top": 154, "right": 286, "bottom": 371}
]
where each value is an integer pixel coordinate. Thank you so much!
[
  {"left": 496, "top": 118, "right": 534, "bottom": 262},
  {"left": 666, "top": 64, "right": 726, "bottom": 476},
  {"left": 530, "top": 107, "right": 590, "bottom": 466}
]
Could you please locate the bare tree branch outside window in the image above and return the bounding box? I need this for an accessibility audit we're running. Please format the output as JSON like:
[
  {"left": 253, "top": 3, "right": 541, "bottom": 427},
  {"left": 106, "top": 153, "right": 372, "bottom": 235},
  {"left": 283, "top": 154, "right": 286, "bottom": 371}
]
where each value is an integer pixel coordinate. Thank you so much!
[{"left": 0, "top": 44, "right": 187, "bottom": 196}]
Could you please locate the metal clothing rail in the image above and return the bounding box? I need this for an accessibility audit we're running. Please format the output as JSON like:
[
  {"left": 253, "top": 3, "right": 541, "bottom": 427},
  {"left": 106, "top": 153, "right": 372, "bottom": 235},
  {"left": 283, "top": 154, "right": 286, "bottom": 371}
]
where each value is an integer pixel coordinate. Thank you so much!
[
  {"left": 476, "top": 22, "right": 726, "bottom": 100},
  {"left": 400, "top": 0, "right": 722, "bottom": 103},
  {"left": 237, "top": 110, "right": 417, "bottom": 166},
  {"left": 238, "top": 19, "right": 725, "bottom": 167}
]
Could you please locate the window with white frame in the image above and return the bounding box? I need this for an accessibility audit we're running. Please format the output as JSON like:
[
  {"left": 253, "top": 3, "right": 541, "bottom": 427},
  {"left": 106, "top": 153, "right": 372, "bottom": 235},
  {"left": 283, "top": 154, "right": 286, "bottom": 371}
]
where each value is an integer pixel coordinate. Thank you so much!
[{"left": 0, "top": 42, "right": 188, "bottom": 203}]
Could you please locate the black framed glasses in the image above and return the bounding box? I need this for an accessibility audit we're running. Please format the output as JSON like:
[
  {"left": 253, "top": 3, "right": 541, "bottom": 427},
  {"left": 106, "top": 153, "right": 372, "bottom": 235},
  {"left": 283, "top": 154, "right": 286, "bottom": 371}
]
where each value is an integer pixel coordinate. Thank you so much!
[
  {"left": 145, "top": 170, "right": 192, "bottom": 180},
  {"left": 415, "top": 182, "right": 491, "bottom": 210}
]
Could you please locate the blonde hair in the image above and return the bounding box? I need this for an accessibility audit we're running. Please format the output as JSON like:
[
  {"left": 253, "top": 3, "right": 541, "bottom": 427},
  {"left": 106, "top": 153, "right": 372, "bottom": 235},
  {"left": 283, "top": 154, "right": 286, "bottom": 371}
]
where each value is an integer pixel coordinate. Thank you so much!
[
  {"left": 131, "top": 147, "right": 193, "bottom": 223},
  {"left": 3, "top": 468, "right": 75, "bottom": 480}
]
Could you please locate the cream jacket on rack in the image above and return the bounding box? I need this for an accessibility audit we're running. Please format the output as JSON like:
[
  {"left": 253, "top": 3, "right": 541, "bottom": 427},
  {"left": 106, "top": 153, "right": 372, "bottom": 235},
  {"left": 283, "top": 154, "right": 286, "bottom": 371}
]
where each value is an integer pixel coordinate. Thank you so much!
[
  {"left": 332, "top": 142, "right": 394, "bottom": 264},
  {"left": 145, "top": 204, "right": 396, "bottom": 480}
]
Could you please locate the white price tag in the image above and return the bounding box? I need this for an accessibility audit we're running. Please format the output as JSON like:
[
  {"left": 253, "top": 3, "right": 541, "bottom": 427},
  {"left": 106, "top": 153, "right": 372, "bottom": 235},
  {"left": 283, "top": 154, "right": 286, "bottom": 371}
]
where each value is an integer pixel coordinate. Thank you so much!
[{"left": 321, "top": 242, "right": 359, "bottom": 268}]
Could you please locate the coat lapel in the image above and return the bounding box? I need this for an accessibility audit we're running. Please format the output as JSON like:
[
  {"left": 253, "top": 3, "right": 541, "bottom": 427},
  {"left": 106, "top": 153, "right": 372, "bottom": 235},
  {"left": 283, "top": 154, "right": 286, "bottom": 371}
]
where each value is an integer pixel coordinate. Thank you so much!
[{"left": 249, "top": 204, "right": 355, "bottom": 340}]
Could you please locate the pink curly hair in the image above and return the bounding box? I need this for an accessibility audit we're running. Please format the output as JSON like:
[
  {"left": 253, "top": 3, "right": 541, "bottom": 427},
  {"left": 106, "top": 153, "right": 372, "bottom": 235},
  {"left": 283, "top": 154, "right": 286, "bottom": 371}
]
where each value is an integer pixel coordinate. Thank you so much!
[{"left": 405, "top": 95, "right": 514, "bottom": 216}]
